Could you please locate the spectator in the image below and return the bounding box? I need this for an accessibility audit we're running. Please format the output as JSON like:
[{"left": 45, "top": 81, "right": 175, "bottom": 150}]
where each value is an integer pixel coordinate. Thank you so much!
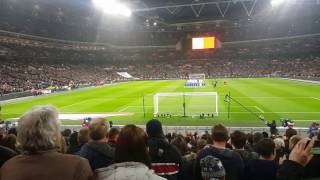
[
  {"left": 267, "top": 120, "right": 278, "bottom": 135},
  {"left": 0, "top": 134, "right": 18, "bottom": 153},
  {"left": 244, "top": 138, "right": 278, "bottom": 180},
  {"left": 95, "top": 124, "right": 165, "bottom": 180},
  {"left": 146, "top": 119, "right": 183, "bottom": 180},
  {"left": 78, "top": 128, "right": 90, "bottom": 147},
  {"left": 244, "top": 133, "right": 254, "bottom": 152},
  {"left": 0, "top": 106, "right": 93, "bottom": 180},
  {"left": 196, "top": 138, "right": 207, "bottom": 154},
  {"left": 107, "top": 127, "right": 119, "bottom": 148},
  {"left": 7, "top": 128, "right": 17, "bottom": 136},
  {"left": 58, "top": 135, "right": 67, "bottom": 153},
  {"left": 230, "top": 130, "right": 258, "bottom": 165},
  {"left": 0, "top": 145, "right": 16, "bottom": 167},
  {"left": 62, "top": 128, "right": 72, "bottom": 146},
  {"left": 262, "top": 131, "right": 269, "bottom": 138},
  {"left": 171, "top": 135, "right": 196, "bottom": 180},
  {"left": 251, "top": 132, "right": 264, "bottom": 152},
  {"left": 67, "top": 131, "right": 79, "bottom": 154},
  {"left": 284, "top": 128, "right": 297, "bottom": 154},
  {"left": 79, "top": 118, "right": 114, "bottom": 170},
  {"left": 277, "top": 139, "right": 314, "bottom": 180},
  {"left": 274, "top": 138, "right": 285, "bottom": 164},
  {"left": 308, "top": 122, "right": 319, "bottom": 138},
  {"left": 303, "top": 133, "right": 320, "bottom": 179},
  {"left": 194, "top": 124, "right": 244, "bottom": 180},
  {"left": 288, "top": 135, "right": 302, "bottom": 152},
  {"left": 68, "top": 128, "right": 89, "bottom": 154}
]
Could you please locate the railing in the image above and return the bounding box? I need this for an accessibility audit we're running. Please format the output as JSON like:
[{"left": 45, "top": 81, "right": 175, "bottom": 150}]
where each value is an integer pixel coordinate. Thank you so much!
[{"left": 61, "top": 125, "right": 310, "bottom": 137}]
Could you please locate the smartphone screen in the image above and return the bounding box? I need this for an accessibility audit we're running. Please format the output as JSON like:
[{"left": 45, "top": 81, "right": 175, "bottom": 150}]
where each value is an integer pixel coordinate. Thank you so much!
[{"left": 311, "top": 140, "right": 320, "bottom": 155}]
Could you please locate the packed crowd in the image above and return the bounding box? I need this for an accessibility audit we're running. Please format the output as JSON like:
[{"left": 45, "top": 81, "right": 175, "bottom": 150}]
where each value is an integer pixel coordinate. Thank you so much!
[
  {"left": 0, "top": 105, "right": 319, "bottom": 180},
  {"left": 1, "top": 32, "right": 320, "bottom": 94}
]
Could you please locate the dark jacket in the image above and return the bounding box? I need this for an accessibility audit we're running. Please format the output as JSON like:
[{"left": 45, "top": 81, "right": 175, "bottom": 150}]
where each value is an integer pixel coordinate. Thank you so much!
[
  {"left": 194, "top": 146, "right": 244, "bottom": 180},
  {"left": 148, "top": 136, "right": 183, "bottom": 180},
  {"left": 233, "top": 149, "right": 258, "bottom": 166},
  {"left": 267, "top": 122, "right": 278, "bottom": 135},
  {"left": 244, "top": 159, "right": 278, "bottom": 180},
  {"left": 107, "top": 140, "right": 117, "bottom": 149},
  {"left": 303, "top": 155, "right": 320, "bottom": 179},
  {"left": 179, "top": 153, "right": 196, "bottom": 180},
  {"left": 67, "top": 145, "right": 82, "bottom": 155},
  {"left": 277, "top": 160, "right": 304, "bottom": 180},
  {"left": 0, "top": 145, "right": 16, "bottom": 167},
  {"left": 79, "top": 141, "right": 114, "bottom": 170}
]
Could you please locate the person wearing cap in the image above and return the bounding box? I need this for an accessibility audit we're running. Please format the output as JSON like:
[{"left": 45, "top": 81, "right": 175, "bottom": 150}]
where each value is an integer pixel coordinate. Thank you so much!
[
  {"left": 146, "top": 119, "right": 183, "bottom": 180},
  {"left": 194, "top": 124, "right": 244, "bottom": 180},
  {"left": 200, "top": 155, "right": 226, "bottom": 180}
]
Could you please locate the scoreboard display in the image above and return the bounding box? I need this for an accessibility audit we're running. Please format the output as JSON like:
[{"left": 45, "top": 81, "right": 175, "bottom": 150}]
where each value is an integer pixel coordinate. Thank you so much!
[{"left": 192, "top": 37, "right": 215, "bottom": 50}]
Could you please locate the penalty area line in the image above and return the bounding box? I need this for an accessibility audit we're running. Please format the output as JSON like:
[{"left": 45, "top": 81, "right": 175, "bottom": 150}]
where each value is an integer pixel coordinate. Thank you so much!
[
  {"left": 254, "top": 106, "right": 265, "bottom": 113},
  {"left": 117, "top": 105, "right": 153, "bottom": 112},
  {"left": 117, "top": 106, "right": 129, "bottom": 112}
]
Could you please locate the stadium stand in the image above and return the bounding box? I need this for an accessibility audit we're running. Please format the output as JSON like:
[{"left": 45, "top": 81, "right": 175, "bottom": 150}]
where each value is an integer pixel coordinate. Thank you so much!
[
  {"left": 1, "top": 0, "right": 320, "bottom": 179},
  {"left": 1, "top": 32, "right": 320, "bottom": 95}
]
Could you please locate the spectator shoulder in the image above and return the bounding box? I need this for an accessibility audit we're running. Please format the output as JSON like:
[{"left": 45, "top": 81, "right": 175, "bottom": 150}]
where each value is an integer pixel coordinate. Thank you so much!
[{"left": 277, "top": 160, "right": 304, "bottom": 180}]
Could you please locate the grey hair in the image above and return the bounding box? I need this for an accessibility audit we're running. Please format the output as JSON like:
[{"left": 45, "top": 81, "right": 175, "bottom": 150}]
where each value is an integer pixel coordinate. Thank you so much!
[
  {"left": 273, "top": 137, "right": 285, "bottom": 150},
  {"left": 17, "top": 105, "right": 60, "bottom": 153}
]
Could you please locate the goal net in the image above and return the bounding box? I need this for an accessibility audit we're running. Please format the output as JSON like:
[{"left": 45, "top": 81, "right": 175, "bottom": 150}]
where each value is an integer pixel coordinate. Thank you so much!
[
  {"left": 189, "top": 73, "right": 205, "bottom": 80},
  {"left": 154, "top": 92, "right": 218, "bottom": 116},
  {"left": 186, "top": 73, "right": 206, "bottom": 87}
]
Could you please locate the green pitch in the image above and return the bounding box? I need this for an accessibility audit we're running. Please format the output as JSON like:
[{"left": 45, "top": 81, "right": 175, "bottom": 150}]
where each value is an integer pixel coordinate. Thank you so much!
[{"left": 1, "top": 78, "right": 320, "bottom": 127}]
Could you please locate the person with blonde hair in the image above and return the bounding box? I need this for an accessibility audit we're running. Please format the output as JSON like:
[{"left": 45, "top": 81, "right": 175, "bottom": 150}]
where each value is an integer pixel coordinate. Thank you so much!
[
  {"left": 289, "top": 135, "right": 302, "bottom": 152},
  {"left": 0, "top": 105, "right": 93, "bottom": 180},
  {"left": 79, "top": 118, "right": 114, "bottom": 170}
]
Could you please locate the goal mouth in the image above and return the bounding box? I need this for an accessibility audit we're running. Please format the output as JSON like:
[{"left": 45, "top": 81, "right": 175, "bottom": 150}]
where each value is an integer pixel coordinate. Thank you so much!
[
  {"left": 185, "top": 73, "right": 206, "bottom": 88},
  {"left": 154, "top": 92, "right": 218, "bottom": 117}
]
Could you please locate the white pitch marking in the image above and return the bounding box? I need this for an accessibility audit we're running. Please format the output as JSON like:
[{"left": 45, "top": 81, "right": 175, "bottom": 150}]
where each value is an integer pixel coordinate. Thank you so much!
[
  {"left": 218, "top": 112, "right": 320, "bottom": 114},
  {"left": 311, "top": 97, "right": 320, "bottom": 101},
  {"left": 117, "top": 105, "right": 153, "bottom": 112},
  {"left": 254, "top": 106, "right": 265, "bottom": 113},
  {"left": 118, "top": 106, "right": 130, "bottom": 112}
]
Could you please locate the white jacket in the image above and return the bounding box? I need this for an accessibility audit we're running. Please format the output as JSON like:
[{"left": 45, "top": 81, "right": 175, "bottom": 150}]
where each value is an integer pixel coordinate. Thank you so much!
[{"left": 95, "top": 162, "right": 166, "bottom": 180}]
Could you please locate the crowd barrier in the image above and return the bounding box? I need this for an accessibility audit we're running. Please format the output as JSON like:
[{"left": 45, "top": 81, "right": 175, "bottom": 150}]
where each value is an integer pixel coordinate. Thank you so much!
[{"left": 61, "top": 125, "right": 309, "bottom": 137}]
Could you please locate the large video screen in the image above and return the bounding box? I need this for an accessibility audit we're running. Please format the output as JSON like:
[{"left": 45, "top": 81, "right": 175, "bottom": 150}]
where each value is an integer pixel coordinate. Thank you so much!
[{"left": 192, "top": 37, "right": 215, "bottom": 50}]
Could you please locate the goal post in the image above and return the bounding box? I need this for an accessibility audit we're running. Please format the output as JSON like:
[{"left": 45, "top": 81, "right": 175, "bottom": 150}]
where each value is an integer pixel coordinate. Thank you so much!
[{"left": 154, "top": 92, "right": 218, "bottom": 117}]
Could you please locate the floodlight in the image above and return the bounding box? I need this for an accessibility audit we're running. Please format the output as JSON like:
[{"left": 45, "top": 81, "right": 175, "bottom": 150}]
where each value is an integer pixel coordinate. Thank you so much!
[
  {"left": 92, "top": 0, "right": 132, "bottom": 17},
  {"left": 271, "top": 0, "right": 285, "bottom": 7}
]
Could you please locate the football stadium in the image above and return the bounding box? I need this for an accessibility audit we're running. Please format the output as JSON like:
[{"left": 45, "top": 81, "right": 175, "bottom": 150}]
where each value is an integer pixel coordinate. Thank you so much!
[{"left": 0, "top": 0, "right": 320, "bottom": 179}]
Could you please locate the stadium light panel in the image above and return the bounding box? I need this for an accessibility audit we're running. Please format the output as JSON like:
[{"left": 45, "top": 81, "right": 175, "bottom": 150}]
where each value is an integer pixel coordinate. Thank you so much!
[
  {"left": 271, "top": 0, "right": 285, "bottom": 7},
  {"left": 92, "top": 0, "right": 132, "bottom": 17}
]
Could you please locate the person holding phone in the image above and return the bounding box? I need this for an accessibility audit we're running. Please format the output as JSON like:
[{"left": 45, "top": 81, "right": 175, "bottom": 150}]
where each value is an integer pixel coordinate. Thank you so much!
[
  {"left": 303, "top": 133, "right": 320, "bottom": 179},
  {"left": 277, "top": 138, "right": 315, "bottom": 180}
]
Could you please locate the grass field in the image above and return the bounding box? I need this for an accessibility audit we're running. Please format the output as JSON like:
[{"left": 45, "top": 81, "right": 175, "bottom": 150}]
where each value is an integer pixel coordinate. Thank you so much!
[{"left": 1, "top": 78, "right": 320, "bottom": 127}]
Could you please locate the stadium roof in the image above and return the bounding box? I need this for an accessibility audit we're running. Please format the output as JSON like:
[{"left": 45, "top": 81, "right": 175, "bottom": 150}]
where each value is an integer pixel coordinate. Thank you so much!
[
  {"left": 0, "top": 0, "right": 319, "bottom": 42},
  {"left": 125, "top": 0, "right": 320, "bottom": 30}
]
